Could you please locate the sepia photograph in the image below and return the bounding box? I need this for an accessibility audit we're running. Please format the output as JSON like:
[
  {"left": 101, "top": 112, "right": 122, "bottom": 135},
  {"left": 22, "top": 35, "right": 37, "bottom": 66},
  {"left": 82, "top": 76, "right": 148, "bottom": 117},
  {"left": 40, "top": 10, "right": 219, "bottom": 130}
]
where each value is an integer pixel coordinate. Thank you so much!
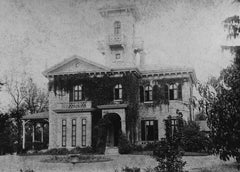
[{"left": 0, "top": 0, "right": 240, "bottom": 171}]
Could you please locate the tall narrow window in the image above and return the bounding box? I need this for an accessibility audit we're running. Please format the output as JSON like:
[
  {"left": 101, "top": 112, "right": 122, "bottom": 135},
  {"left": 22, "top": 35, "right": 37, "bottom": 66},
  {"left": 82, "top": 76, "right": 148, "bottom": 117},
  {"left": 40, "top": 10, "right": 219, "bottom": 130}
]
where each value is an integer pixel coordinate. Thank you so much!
[
  {"left": 62, "top": 119, "right": 67, "bottom": 147},
  {"left": 139, "top": 86, "right": 144, "bottom": 102},
  {"left": 141, "top": 120, "right": 158, "bottom": 141},
  {"left": 72, "top": 119, "right": 76, "bottom": 147},
  {"left": 144, "top": 86, "right": 153, "bottom": 101},
  {"left": 74, "top": 85, "right": 83, "bottom": 101},
  {"left": 82, "top": 119, "right": 86, "bottom": 146},
  {"left": 114, "top": 21, "right": 121, "bottom": 35},
  {"left": 114, "top": 84, "right": 122, "bottom": 100},
  {"left": 164, "top": 84, "right": 169, "bottom": 100},
  {"left": 169, "top": 83, "right": 181, "bottom": 100}
]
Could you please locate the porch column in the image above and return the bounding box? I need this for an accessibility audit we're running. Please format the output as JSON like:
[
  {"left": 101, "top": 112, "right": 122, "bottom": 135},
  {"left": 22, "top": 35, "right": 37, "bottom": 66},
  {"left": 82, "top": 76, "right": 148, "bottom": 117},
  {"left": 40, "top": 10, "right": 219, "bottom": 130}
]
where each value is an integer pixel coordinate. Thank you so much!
[
  {"left": 121, "top": 120, "right": 126, "bottom": 134},
  {"left": 22, "top": 120, "right": 26, "bottom": 150},
  {"left": 32, "top": 123, "right": 35, "bottom": 149},
  {"left": 41, "top": 124, "right": 44, "bottom": 143}
]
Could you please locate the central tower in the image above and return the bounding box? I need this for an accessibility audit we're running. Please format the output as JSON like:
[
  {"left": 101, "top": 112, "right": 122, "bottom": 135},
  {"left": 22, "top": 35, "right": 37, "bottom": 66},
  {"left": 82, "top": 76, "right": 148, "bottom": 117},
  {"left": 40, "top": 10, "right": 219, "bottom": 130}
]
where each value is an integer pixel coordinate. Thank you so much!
[{"left": 98, "top": 4, "right": 143, "bottom": 69}]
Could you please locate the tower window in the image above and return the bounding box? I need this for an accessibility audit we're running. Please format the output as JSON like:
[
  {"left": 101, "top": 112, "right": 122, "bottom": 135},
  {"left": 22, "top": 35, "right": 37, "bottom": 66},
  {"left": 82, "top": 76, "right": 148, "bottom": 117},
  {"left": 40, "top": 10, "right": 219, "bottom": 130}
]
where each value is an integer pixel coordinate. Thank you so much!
[
  {"left": 145, "top": 86, "right": 153, "bottom": 101},
  {"left": 114, "top": 21, "right": 121, "bottom": 35},
  {"left": 115, "top": 53, "right": 121, "bottom": 59},
  {"left": 114, "top": 84, "right": 123, "bottom": 100}
]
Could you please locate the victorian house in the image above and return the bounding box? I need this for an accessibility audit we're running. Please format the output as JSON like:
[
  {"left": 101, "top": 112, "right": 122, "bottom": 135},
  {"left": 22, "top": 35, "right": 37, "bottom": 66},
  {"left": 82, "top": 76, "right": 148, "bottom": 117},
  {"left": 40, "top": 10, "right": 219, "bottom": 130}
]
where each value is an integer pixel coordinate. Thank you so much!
[{"left": 22, "top": 4, "right": 197, "bottom": 151}]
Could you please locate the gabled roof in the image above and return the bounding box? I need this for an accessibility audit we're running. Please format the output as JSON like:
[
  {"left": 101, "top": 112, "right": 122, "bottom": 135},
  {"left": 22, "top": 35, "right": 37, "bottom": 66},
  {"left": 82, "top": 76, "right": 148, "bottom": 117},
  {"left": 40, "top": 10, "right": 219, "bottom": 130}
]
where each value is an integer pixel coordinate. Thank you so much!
[{"left": 42, "top": 55, "right": 110, "bottom": 77}]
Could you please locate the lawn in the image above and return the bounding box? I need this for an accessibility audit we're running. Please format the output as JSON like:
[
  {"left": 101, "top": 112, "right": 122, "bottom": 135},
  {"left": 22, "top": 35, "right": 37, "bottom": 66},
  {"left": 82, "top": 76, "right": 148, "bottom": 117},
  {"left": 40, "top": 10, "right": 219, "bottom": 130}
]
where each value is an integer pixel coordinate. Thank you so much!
[
  {"left": 0, "top": 154, "right": 238, "bottom": 172},
  {"left": 183, "top": 155, "right": 237, "bottom": 172}
]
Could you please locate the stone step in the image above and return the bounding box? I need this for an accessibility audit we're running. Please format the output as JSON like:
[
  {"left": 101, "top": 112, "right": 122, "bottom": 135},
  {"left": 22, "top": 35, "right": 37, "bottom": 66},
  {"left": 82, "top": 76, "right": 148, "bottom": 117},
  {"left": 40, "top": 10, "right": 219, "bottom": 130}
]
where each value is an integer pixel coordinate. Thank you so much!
[{"left": 105, "top": 146, "right": 119, "bottom": 155}]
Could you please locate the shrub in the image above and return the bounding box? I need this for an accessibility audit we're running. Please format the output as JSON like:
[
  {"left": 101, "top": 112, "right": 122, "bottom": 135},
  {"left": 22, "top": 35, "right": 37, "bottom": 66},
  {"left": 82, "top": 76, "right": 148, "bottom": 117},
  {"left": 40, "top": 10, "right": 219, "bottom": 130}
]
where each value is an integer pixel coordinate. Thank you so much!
[
  {"left": 69, "top": 146, "right": 94, "bottom": 154},
  {"left": 132, "top": 144, "right": 143, "bottom": 152},
  {"left": 92, "top": 118, "right": 111, "bottom": 154},
  {"left": 46, "top": 148, "right": 69, "bottom": 155},
  {"left": 153, "top": 115, "right": 186, "bottom": 172},
  {"left": 181, "top": 121, "right": 212, "bottom": 153},
  {"left": 143, "top": 142, "right": 160, "bottom": 151},
  {"left": 122, "top": 166, "right": 140, "bottom": 172},
  {"left": 119, "top": 133, "right": 132, "bottom": 154}
]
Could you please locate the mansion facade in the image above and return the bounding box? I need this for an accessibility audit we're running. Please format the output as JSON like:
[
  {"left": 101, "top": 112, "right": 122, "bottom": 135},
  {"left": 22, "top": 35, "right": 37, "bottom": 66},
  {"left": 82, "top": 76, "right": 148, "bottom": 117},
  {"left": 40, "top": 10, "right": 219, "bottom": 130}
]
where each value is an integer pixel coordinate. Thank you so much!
[{"left": 42, "top": 4, "right": 197, "bottom": 149}]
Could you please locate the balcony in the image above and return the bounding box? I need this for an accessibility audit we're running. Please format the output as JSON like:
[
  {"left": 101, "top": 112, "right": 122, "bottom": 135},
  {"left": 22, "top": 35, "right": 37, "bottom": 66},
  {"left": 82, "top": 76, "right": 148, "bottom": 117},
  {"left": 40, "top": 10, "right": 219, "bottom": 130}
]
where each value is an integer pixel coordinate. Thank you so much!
[
  {"left": 107, "top": 34, "right": 126, "bottom": 48},
  {"left": 53, "top": 101, "right": 94, "bottom": 113}
]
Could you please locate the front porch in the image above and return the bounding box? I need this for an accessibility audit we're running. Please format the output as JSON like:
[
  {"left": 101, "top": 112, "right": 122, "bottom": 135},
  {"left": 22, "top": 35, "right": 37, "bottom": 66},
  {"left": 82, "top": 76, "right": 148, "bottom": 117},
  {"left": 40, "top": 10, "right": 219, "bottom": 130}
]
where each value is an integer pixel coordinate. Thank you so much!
[{"left": 22, "top": 112, "right": 49, "bottom": 150}]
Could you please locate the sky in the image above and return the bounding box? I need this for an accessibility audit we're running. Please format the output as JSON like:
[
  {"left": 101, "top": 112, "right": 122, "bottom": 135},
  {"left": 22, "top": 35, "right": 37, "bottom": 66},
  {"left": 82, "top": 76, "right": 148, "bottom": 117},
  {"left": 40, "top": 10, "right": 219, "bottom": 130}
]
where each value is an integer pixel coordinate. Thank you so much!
[{"left": 0, "top": 0, "right": 239, "bottom": 90}]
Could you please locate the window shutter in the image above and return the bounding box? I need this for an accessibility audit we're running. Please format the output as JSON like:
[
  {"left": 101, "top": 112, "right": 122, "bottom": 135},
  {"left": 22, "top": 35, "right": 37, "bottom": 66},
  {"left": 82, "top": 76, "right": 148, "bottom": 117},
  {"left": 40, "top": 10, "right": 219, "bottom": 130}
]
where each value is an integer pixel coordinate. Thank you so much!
[
  {"left": 69, "top": 86, "right": 73, "bottom": 102},
  {"left": 153, "top": 85, "right": 159, "bottom": 102},
  {"left": 164, "top": 85, "right": 169, "bottom": 100},
  {"left": 154, "top": 120, "right": 158, "bottom": 141},
  {"left": 139, "top": 86, "right": 144, "bottom": 102},
  {"left": 178, "top": 84, "right": 182, "bottom": 100},
  {"left": 141, "top": 120, "right": 145, "bottom": 141}
]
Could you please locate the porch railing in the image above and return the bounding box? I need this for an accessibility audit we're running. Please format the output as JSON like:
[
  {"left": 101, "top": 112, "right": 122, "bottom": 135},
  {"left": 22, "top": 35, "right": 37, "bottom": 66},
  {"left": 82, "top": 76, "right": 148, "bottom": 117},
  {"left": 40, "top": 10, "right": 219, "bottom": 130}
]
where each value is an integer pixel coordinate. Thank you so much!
[{"left": 53, "top": 101, "right": 92, "bottom": 110}]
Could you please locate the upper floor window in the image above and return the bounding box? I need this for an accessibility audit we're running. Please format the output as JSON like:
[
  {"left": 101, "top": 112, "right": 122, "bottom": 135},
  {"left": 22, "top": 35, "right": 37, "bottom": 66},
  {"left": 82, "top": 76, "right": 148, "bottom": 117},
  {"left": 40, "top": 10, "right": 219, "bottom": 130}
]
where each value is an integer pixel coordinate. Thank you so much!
[
  {"left": 114, "top": 84, "right": 122, "bottom": 100},
  {"left": 145, "top": 86, "right": 153, "bottom": 102},
  {"left": 114, "top": 21, "right": 121, "bottom": 35},
  {"left": 169, "top": 83, "right": 182, "bottom": 100},
  {"left": 74, "top": 85, "right": 83, "bottom": 101}
]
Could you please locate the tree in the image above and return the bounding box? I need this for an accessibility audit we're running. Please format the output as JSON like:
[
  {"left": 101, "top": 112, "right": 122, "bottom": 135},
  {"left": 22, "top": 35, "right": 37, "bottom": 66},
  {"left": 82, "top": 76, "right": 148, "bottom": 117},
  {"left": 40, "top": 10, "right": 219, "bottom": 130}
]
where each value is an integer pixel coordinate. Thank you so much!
[
  {"left": 0, "top": 113, "right": 16, "bottom": 155},
  {"left": 22, "top": 77, "right": 48, "bottom": 114},
  {"left": 198, "top": 2, "right": 240, "bottom": 162},
  {"left": 5, "top": 75, "right": 27, "bottom": 153},
  {"left": 196, "top": 11, "right": 240, "bottom": 161},
  {"left": 207, "top": 53, "right": 240, "bottom": 162},
  {"left": 5, "top": 74, "right": 48, "bottom": 153}
]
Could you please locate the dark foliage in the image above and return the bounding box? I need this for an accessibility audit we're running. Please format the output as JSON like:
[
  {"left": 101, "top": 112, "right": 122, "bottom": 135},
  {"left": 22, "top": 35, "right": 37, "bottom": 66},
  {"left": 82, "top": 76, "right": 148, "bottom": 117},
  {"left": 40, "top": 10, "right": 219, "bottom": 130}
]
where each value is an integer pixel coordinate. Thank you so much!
[
  {"left": 0, "top": 113, "right": 16, "bottom": 155},
  {"left": 69, "top": 146, "right": 94, "bottom": 154},
  {"left": 92, "top": 117, "right": 111, "bottom": 154},
  {"left": 122, "top": 166, "right": 140, "bottom": 172},
  {"left": 181, "top": 121, "right": 212, "bottom": 153},
  {"left": 119, "top": 133, "right": 132, "bottom": 154},
  {"left": 46, "top": 148, "right": 69, "bottom": 155},
  {"left": 153, "top": 115, "right": 186, "bottom": 172},
  {"left": 207, "top": 52, "right": 240, "bottom": 162}
]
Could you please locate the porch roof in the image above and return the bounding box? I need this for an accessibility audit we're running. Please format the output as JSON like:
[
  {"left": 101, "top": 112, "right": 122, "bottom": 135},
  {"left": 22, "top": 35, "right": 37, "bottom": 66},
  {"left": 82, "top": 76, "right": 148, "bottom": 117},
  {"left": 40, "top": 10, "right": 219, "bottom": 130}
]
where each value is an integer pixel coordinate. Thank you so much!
[{"left": 22, "top": 111, "right": 49, "bottom": 120}]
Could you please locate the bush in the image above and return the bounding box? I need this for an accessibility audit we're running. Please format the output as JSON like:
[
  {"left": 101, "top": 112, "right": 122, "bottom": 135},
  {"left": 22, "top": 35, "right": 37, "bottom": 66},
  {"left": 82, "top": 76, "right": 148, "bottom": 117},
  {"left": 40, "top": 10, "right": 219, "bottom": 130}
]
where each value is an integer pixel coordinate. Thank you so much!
[
  {"left": 119, "top": 133, "right": 132, "bottom": 154},
  {"left": 143, "top": 142, "right": 160, "bottom": 151},
  {"left": 153, "top": 115, "right": 186, "bottom": 172},
  {"left": 92, "top": 118, "right": 111, "bottom": 154},
  {"left": 122, "top": 166, "right": 140, "bottom": 172},
  {"left": 69, "top": 146, "right": 94, "bottom": 154},
  {"left": 46, "top": 148, "right": 69, "bottom": 155},
  {"left": 181, "top": 121, "right": 212, "bottom": 153},
  {"left": 132, "top": 144, "right": 143, "bottom": 152}
]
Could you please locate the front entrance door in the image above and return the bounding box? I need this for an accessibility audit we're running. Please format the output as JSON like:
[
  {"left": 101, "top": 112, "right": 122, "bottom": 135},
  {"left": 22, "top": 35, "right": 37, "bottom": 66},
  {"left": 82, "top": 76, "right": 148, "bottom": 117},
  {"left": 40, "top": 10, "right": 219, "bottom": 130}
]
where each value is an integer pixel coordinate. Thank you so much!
[{"left": 104, "top": 113, "right": 121, "bottom": 147}]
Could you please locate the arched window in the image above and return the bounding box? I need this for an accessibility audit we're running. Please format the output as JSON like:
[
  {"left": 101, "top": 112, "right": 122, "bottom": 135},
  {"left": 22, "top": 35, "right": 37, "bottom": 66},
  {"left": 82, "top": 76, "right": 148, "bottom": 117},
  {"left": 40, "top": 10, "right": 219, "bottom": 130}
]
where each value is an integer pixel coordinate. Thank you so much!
[
  {"left": 74, "top": 85, "right": 83, "bottom": 101},
  {"left": 169, "top": 83, "right": 182, "bottom": 100},
  {"left": 114, "top": 21, "right": 121, "bottom": 35},
  {"left": 114, "top": 84, "right": 122, "bottom": 100},
  {"left": 145, "top": 86, "right": 153, "bottom": 101}
]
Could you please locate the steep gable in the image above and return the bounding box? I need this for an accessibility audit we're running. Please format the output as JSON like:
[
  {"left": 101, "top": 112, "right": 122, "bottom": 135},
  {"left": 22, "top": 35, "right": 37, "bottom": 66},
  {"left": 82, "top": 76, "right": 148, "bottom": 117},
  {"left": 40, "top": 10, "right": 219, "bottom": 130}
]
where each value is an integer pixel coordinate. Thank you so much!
[{"left": 43, "top": 55, "right": 110, "bottom": 76}]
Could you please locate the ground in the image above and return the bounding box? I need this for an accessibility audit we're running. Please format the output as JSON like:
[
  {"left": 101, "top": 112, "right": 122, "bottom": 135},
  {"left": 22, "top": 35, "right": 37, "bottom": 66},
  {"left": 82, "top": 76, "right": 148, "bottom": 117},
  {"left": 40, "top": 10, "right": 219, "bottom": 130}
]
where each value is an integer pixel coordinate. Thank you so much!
[{"left": 0, "top": 154, "right": 237, "bottom": 172}]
